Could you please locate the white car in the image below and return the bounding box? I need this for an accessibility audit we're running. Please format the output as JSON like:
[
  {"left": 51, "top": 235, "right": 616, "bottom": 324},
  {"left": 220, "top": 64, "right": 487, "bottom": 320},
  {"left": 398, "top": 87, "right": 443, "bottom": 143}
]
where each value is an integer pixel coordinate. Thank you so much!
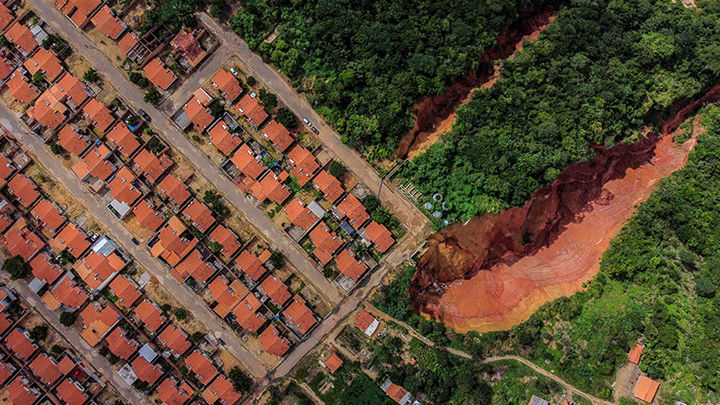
[{"left": 303, "top": 118, "right": 311, "bottom": 126}]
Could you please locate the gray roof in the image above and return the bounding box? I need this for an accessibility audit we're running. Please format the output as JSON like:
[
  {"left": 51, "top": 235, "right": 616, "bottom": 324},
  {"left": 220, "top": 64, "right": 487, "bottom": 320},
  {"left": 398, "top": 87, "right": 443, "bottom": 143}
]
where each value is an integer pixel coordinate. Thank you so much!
[
  {"left": 138, "top": 343, "right": 157, "bottom": 362},
  {"left": 528, "top": 396, "right": 549, "bottom": 405},
  {"left": 307, "top": 200, "right": 325, "bottom": 219}
]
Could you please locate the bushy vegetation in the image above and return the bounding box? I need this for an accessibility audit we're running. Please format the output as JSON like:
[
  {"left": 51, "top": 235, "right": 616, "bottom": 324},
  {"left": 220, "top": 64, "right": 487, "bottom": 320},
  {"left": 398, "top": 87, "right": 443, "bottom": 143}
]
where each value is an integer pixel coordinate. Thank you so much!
[
  {"left": 378, "top": 108, "right": 720, "bottom": 403},
  {"left": 402, "top": 0, "right": 720, "bottom": 222},
  {"left": 232, "top": 0, "right": 537, "bottom": 158}
]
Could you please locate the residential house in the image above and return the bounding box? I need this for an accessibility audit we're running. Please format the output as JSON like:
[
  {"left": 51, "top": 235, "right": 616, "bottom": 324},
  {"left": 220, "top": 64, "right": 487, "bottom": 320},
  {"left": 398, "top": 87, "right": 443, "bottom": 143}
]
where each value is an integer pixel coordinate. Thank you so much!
[
  {"left": 27, "top": 90, "right": 67, "bottom": 131},
  {"left": 208, "top": 122, "right": 241, "bottom": 156},
  {"left": 363, "top": 221, "right": 395, "bottom": 253},
  {"left": 108, "top": 275, "right": 141, "bottom": 309},
  {"left": 230, "top": 144, "right": 265, "bottom": 181},
  {"left": 181, "top": 199, "right": 214, "bottom": 232},
  {"left": 6, "top": 377, "right": 42, "bottom": 405},
  {"left": 282, "top": 295, "right": 316, "bottom": 335},
  {"left": 73, "top": 249, "right": 126, "bottom": 291},
  {"left": 235, "top": 94, "right": 267, "bottom": 127},
  {"left": 380, "top": 379, "right": 413, "bottom": 405},
  {"left": 184, "top": 350, "right": 218, "bottom": 385},
  {"left": 157, "top": 325, "right": 190, "bottom": 357},
  {"left": 6, "top": 72, "right": 39, "bottom": 104},
  {"left": 635, "top": 376, "right": 659, "bottom": 403},
  {"left": 211, "top": 69, "right": 242, "bottom": 102},
  {"left": 149, "top": 216, "right": 194, "bottom": 267},
  {"left": 202, "top": 375, "right": 241, "bottom": 405},
  {"left": 78, "top": 302, "right": 121, "bottom": 346},
  {"left": 312, "top": 170, "right": 344, "bottom": 203},
  {"left": 170, "top": 30, "right": 206, "bottom": 69},
  {"left": 56, "top": 378, "right": 89, "bottom": 405},
  {"left": 629, "top": 343, "right": 644, "bottom": 364},
  {"left": 132, "top": 199, "right": 165, "bottom": 231},
  {"left": 0, "top": 356, "right": 16, "bottom": 385},
  {"left": 324, "top": 353, "right": 343, "bottom": 373},
  {"left": 130, "top": 356, "right": 163, "bottom": 384},
  {"left": 108, "top": 166, "right": 142, "bottom": 212},
  {"left": 24, "top": 48, "right": 64, "bottom": 83},
  {"left": 106, "top": 122, "right": 140, "bottom": 157},
  {"left": 42, "top": 274, "right": 88, "bottom": 311},
  {"left": 257, "top": 275, "right": 290, "bottom": 308},
  {"left": 207, "top": 225, "right": 241, "bottom": 259},
  {"left": 29, "top": 252, "right": 64, "bottom": 285},
  {"left": 174, "top": 249, "right": 216, "bottom": 284},
  {"left": 3, "top": 218, "right": 44, "bottom": 261},
  {"left": 0, "top": 4, "right": 14, "bottom": 32},
  {"left": 308, "top": 223, "right": 342, "bottom": 265},
  {"left": 333, "top": 194, "right": 369, "bottom": 230},
  {"left": 183, "top": 96, "right": 214, "bottom": 133},
  {"left": 355, "top": 310, "right": 379, "bottom": 337},
  {"left": 132, "top": 149, "right": 173, "bottom": 183},
  {"left": 117, "top": 31, "right": 139, "bottom": 55},
  {"left": 232, "top": 293, "right": 265, "bottom": 333},
  {"left": 71, "top": 143, "right": 117, "bottom": 183},
  {"left": 144, "top": 58, "right": 177, "bottom": 90},
  {"left": 6, "top": 174, "right": 40, "bottom": 208},
  {"left": 157, "top": 377, "right": 193, "bottom": 405},
  {"left": 249, "top": 172, "right": 290, "bottom": 205},
  {"left": 5, "top": 22, "right": 38, "bottom": 56},
  {"left": 83, "top": 98, "right": 115, "bottom": 133},
  {"left": 0, "top": 57, "right": 13, "bottom": 81},
  {"left": 287, "top": 146, "right": 319, "bottom": 186},
  {"left": 50, "top": 223, "right": 89, "bottom": 258},
  {"left": 235, "top": 250, "right": 266, "bottom": 281},
  {"left": 157, "top": 175, "right": 190, "bottom": 206},
  {"left": 208, "top": 275, "right": 248, "bottom": 318},
  {"left": 133, "top": 299, "right": 166, "bottom": 333},
  {"left": 5, "top": 328, "right": 36, "bottom": 361},
  {"left": 284, "top": 198, "right": 319, "bottom": 232},
  {"left": 105, "top": 327, "right": 138, "bottom": 360},
  {"left": 90, "top": 5, "right": 127, "bottom": 40},
  {"left": 57, "top": 124, "right": 89, "bottom": 155},
  {"left": 56, "top": 0, "right": 103, "bottom": 28},
  {"left": 259, "top": 325, "right": 289, "bottom": 357},
  {"left": 262, "top": 120, "right": 293, "bottom": 152},
  {"left": 335, "top": 249, "right": 368, "bottom": 282},
  {"left": 50, "top": 74, "right": 89, "bottom": 110}
]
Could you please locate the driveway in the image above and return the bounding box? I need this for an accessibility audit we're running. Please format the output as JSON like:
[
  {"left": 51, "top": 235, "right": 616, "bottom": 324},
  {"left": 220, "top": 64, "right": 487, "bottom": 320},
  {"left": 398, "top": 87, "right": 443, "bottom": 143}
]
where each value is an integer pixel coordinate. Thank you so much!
[
  {"left": 0, "top": 106, "right": 268, "bottom": 379},
  {"left": 27, "top": 0, "right": 342, "bottom": 306}
]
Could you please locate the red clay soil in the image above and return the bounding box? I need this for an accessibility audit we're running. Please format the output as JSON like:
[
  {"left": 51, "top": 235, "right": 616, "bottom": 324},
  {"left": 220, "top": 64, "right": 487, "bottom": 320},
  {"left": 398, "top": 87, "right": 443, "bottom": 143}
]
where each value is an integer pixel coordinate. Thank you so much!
[
  {"left": 410, "top": 83, "right": 720, "bottom": 333},
  {"left": 396, "top": 11, "right": 556, "bottom": 159}
]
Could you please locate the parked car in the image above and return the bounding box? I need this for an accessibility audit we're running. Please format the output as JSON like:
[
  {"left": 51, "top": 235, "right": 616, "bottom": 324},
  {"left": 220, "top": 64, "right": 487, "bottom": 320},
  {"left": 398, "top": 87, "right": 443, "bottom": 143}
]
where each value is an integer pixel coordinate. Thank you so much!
[
  {"left": 131, "top": 238, "right": 140, "bottom": 245},
  {"left": 303, "top": 118, "right": 311, "bottom": 126},
  {"left": 138, "top": 109, "right": 151, "bottom": 122},
  {"left": 311, "top": 127, "right": 319, "bottom": 134}
]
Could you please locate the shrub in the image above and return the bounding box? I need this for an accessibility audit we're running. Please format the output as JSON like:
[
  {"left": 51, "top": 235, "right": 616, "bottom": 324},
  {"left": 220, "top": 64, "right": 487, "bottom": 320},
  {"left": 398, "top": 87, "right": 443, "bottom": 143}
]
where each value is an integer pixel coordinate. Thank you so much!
[
  {"left": 174, "top": 308, "right": 187, "bottom": 321},
  {"left": 275, "top": 107, "right": 298, "bottom": 129},
  {"left": 83, "top": 68, "right": 99, "bottom": 83},
  {"left": 328, "top": 161, "right": 346, "bottom": 180},
  {"left": 228, "top": 366, "right": 253, "bottom": 393},
  {"left": 189, "top": 332, "right": 205, "bottom": 344},
  {"left": 59, "top": 312, "right": 77, "bottom": 327},
  {"left": 2, "top": 255, "right": 27, "bottom": 280},
  {"left": 246, "top": 76, "right": 256, "bottom": 87},
  {"left": 29, "top": 325, "right": 49, "bottom": 341},
  {"left": 50, "top": 143, "right": 65, "bottom": 155},
  {"left": 270, "top": 251, "right": 285, "bottom": 268},
  {"left": 144, "top": 88, "right": 162, "bottom": 105}
]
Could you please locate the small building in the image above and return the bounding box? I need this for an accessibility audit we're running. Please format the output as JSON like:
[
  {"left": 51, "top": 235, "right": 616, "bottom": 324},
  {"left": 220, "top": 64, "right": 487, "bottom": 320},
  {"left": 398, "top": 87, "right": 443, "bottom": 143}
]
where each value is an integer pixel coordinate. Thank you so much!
[
  {"left": 202, "top": 374, "right": 241, "bottom": 405},
  {"left": 335, "top": 249, "right": 368, "bottom": 282},
  {"left": 208, "top": 121, "right": 241, "bottom": 156},
  {"left": 29, "top": 354, "right": 63, "bottom": 386},
  {"left": 258, "top": 275, "right": 291, "bottom": 308},
  {"left": 170, "top": 29, "right": 207, "bottom": 70},
  {"left": 57, "top": 124, "right": 90, "bottom": 156},
  {"left": 262, "top": 120, "right": 293, "bottom": 152},
  {"left": 108, "top": 275, "right": 141, "bottom": 309},
  {"left": 157, "top": 175, "right": 191, "bottom": 206},
  {"left": 527, "top": 395, "right": 549, "bottom": 405},
  {"left": 184, "top": 350, "right": 218, "bottom": 385},
  {"left": 72, "top": 248, "right": 126, "bottom": 291},
  {"left": 232, "top": 293, "right": 266, "bottom": 333},
  {"left": 181, "top": 199, "right": 215, "bottom": 232},
  {"left": 230, "top": 144, "right": 265, "bottom": 181},
  {"left": 106, "top": 122, "right": 140, "bottom": 158},
  {"left": 0, "top": 4, "right": 14, "bottom": 32},
  {"left": 104, "top": 327, "right": 138, "bottom": 360},
  {"left": 148, "top": 216, "right": 195, "bottom": 267},
  {"left": 3, "top": 218, "right": 45, "bottom": 261},
  {"left": 628, "top": 343, "right": 644, "bottom": 364},
  {"left": 132, "top": 199, "right": 166, "bottom": 231},
  {"left": 24, "top": 48, "right": 64, "bottom": 83},
  {"left": 635, "top": 376, "right": 660, "bottom": 403},
  {"left": 71, "top": 143, "right": 117, "bottom": 183},
  {"left": 118, "top": 31, "right": 139, "bottom": 56},
  {"left": 235, "top": 250, "right": 266, "bottom": 281},
  {"left": 380, "top": 379, "right": 414, "bottom": 405},
  {"left": 323, "top": 353, "right": 343, "bottom": 373},
  {"left": 5, "top": 22, "right": 38, "bottom": 56},
  {"left": 107, "top": 167, "right": 143, "bottom": 216},
  {"left": 50, "top": 223, "right": 89, "bottom": 258},
  {"left": 174, "top": 249, "right": 216, "bottom": 284},
  {"left": 157, "top": 325, "right": 190, "bottom": 357},
  {"left": 259, "top": 325, "right": 290, "bottom": 357},
  {"left": 144, "top": 58, "right": 177, "bottom": 91},
  {"left": 133, "top": 299, "right": 166, "bottom": 333},
  {"left": 30, "top": 199, "right": 65, "bottom": 233},
  {"left": 333, "top": 194, "right": 370, "bottom": 230},
  {"left": 211, "top": 69, "right": 242, "bottom": 102},
  {"left": 29, "top": 252, "right": 64, "bottom": 286},
  {"left": 250, "top": 172, "right": 290, "bottom": 205},
  {"left": 78, "top": 302, "right": 121, "bottom": 346},
  {"left": 363, "top": 221, "right": 395, "bottom": 253},
  {"left": 308, "top": 223, "right": 342, "bottom": 265},
  {"left": 157, "top": 377, "right": 193, "bottom": 405},
  {"left": 5, "top": 328, "right": 36, "bottom": 361},
  {"left": 287, "top": 146, "right": 319, "bottom": 186},
  {"left": 132, "top": 149, "right": 173, "bottom": 183},
  {"left": 131, "top": 356, "right": 163, "bottom": 384},
  {"left": 184, "top": 96, "right": 214, "bottom": 133},
  {"left": 42, "top": 274, "right": 88, "bottom": 311},
  {"left": 235, "top": 94, "right": 268, "bottom": 127},
  {"left": 82, "top": 98, "right": 115, "bottom": 133},
  {"left": 208, "top": 225, "right": 241, "bottom": 259},
  {"left": 90, "top": 5, "right": 127, "bottom": 40},
  {"left": 312, "top": 170, "right": 344, "bottom": 203},
  {"left": 6, "top": 377, "right": 42, "bottom": 405},
  {"left": 355, "top": 310, "right": 379, "bottom": 337},
  {"left": 50, "top": 74, "right": 90, "bottom": 110},
  {"left": 282, "top": 295, "right": 316, "bottom": 335},
  {"left": 7, "top": 72, "right": 39, "bottom": 105},
  {"left": 284, "top": 198, "right": 319, "bottom": 232},
  {"left": 7, "top": 174, "right": 40, "bottom": 208},
  {"left": 208, "top": 275, "right": 248, "bottom": 318}
]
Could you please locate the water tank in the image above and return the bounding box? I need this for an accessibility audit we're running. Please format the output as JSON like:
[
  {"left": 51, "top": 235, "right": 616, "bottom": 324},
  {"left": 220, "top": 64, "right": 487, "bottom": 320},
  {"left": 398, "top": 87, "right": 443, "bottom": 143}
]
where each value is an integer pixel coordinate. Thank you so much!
[
  {"left": 424, "top": 202, "right": 433, "bottom": 210},
  {"left": 433, "top": 193, "right": 443, "bottom": 202},
  {"left": 442, "top": 201, "right": 449, "bottom": 211},
  {"left": 433, "top": 211, "right": 442, "bottom": 218}
]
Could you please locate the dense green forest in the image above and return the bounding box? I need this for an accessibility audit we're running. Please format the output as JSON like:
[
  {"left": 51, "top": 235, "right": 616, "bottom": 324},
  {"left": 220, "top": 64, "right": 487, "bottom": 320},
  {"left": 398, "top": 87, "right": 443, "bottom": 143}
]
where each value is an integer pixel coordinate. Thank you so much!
[
  {"left": 231, "top": 0, "right": 542, "bottom": 159},
  {"left": 376, "top": 108, "right": 720, "bottom": 404},
  {"left": 402, "top": 0, "right": 720, "bottom": 221}
]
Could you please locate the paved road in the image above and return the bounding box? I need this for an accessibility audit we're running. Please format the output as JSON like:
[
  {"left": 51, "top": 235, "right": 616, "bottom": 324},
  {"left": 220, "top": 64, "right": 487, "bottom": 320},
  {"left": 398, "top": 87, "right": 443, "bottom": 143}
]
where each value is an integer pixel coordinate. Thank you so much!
[
  {"left": 197, "top": 14, "right": 432, "bottom": 238},
  {"left": 27, "top": 0, "right": 342, "bottom": 306},
  {"left": 160, "top": 44, "right": 228, "bottom": 113},
  {"left": 0, "top": 106, "right": 268, "bottom": 379},
  {"left": 1, "top": 275, "right": 151, "bottom": 405}
]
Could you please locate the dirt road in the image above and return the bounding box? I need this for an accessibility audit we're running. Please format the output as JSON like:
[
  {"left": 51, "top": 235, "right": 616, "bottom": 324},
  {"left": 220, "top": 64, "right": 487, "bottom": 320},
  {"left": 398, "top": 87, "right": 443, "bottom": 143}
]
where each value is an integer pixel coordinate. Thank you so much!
[
  {"left": 27, "top": 0, "right": 342, "bottom": 306},
  {"left": 0, "top": 105, "right": 267, "bottom": 379},
  {"left": 196, "top": 14, "right": 432, "bottom": 239}
]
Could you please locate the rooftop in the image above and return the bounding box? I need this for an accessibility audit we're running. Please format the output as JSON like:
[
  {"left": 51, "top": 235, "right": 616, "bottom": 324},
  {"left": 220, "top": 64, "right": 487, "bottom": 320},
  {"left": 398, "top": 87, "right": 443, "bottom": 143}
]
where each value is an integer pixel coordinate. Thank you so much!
[
  {"left": 202, "top": 374, "right": 241, "bottom": 405},
  {"left": 7, "top": 173, "right": 40, "bottom": 208},
  {"left": 24, "top": 48, "right": 64, "bottom": 83},
  {"left": 105, "top": 327, "right": 138, "bottom": 360},
  {"left": 312, "top": 170, "right": 344, "bottom": 203},
  {"left": 157, "top": 377, "right": 193, "bottom": 405},
  {"left": 230, "top": 144, "right": 264, "bottom": 180},
  {"left": 208, "top": 275, "right": 248, "bottom": 318},
  {"left": 259, "top": 325, "right": 289, "bottom": 357},
  {"left": 175, "top": 249, "right": 215, "bottom": 283},
  {"left": 83, "top": 98, "right": 115, "bottom": 133},
  {"left": 184, "top": 96, "right": 214, "bottom": 132},
  {"left": 79, "top": 302, "right": 121, "bottom": 346},
  {"left": 208, "top": 225, "right": 241, "bottom": 259},
  {"left": 181, "top": 199, "right": 215, "bottom": 232},
  {"left": 108, "top": 274, "right": 141, "bottom": 308},
  {"left": 133, "top": 149, "right": 173, "bottom": 183},
  {"left": 287, "top": 146, "right": 319, "bottom": 186},
  {"left": 134, "top": 299, "right": 166, "bottom": 333},
  {"left": 158, "top": 175, "right": 190, "bottom": 206},
  {"left": 635, "top": 376, "right": 659, "bottom": 403},
  {"left": 132, "top": 199, "right": 165, "bottom": 231},
  {"left": 335, "top": 249, "right": 368, "bottom": 281},
  {"left": 364, "top": 221, "right": 395, "bottom": 253},
  {"left": 250, "top": 173, "right": 290, "bottom": 205},
  {"left": 335, "top": 194, "right": 369, "bottom": 230},
  {"left": 284, "top": 198, "right": 319, "bottom": 232},
  {"left": 106, "top": 122, "right": 140, "bottom": 157},
  {"left": 282, "top": 296, "right": 316, "bottom": 334},
  {"left": 31, "top": 199, "right": 65, "bottom": 233},
  {"left": 212, "top": 69, "right": 242, "bottom": 101},
  {"left": 235, "top": 250, "right": 265, "bottom": 281},
  {"left": 144, "top": 58, "right": 177, "bottom": 90},
  {"left": 150, "top": 216, "right": 194, "bottom": 267},
  {"left": 262, "top": 120, "right": 293, "bottom": 152},
  {"left": 157, "top": 324, "right": 190, "bottom": 356},
  {"left": 258, "top": 275, "right": 291, "bottom": 307},
  {"left": 208, "top": 122, "right": 241, "bottom": 156},
  {"left": 108, "top": 166, "right": 142, "bottom": 206},
  {"left": 235, "top": 95, "right": 267, "bottom": 127},
  {"left": 57, "top": 124, "right": 89, "bottom": 156},
  {"left": 184, "top": 350, "right": 218, "bottom": 384},
  {"left": 50, "top": 223, "right": 89, "bottom": 258},
  {"left": 232, "top": 293, "right": 265, "bottom": 333}
]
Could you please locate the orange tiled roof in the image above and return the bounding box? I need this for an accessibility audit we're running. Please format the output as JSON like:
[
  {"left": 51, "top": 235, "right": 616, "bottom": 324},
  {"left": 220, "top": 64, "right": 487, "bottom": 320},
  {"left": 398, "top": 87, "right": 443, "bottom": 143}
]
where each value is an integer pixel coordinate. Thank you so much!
[
  {"left": 70, "top": 0, "right": 102, "bottom": 16},
  {"left": 133, "top": 149, "right": 172, "bottom": 183},
  {"left": 171, "top": 30, "right": 206, "bottom": 67},
  {"left": 193, "top": 87, "right": 212, "bottom": 107},
  {"left": 309, "top": 223, "right": 342, "bottom": 265},
  {"left": 131, "top": 356, "right": 163, "bottom": 384},
  {"left": 635, "top": 376, "right": 659, "bottom": 403},
  {"left": 144, "top": 58, "right": 176, "bottom": 90},
  {"left": 158, "top": 377, "right": 193, "bottom": 405},
  {"left": 386, "top": 383, "right": 408, "bottom": 404},
  {"left": 7, "top": 174, "right": 40, "bottom": 208},
  {"left": 0, "top": 3, "right": 14, "bottom": 31},
  {"left": 73, "top": 249, "right": 126, "bottom": 291},
  {"left": 29, "top": 354, "right": 62, "bottom": 386},
  {"left": 181, "top": 199, "right": 215, "bottom": 232},
  {"left": 284, "top": 198, "right": 318, "bottom": 232},
  {"left": 24, "top": 48, "right": 63, "bottom": 83},
  {"left": 184, "top": 350, "right": 218, "bottom": 384},
  {"left": 335, "top": 194, "right": 369, "bottom": 230},
  {"left": 3, "top": 218, "right": 44, "bottom": 261},
  {"left": 45, "top": 275, "right": 88, "bottom": 310},
  {"left": 0, "top": 356, "right": 15, "bottom": 384},
  {"left": 0, "top": 154, "right": 13, "bottom": 181},
  {"left": 57, "top": 124, "right": 89, "bottom": 155},
  {"left": 71, "top": 143, "right": 116, "bottom": 181},
  {"left": 175, "top": 249, "right": 215, "bottom": 283},
  {"left": 234, "top": 250, "right": 265, "bottom": 281},
  {"left": 335, "top": 249, "right": 367, "bottom": 281},
  {"left": 212, "top": 69, "right": 242, "bottom": 101},
  {"left": 230, "top": 144, "right": 264, "bottom": 180},
  {"left": 258, "top": 275, "right": 290, "bottom": 307},
  {"left": 235, "top": 95, "right": 267, "bottom": 127},
  {"left": 629, "top": 343, "right": 644, "bottom": 364},
  {"left": 5, "top": 22, "right": 37, "bottom": 55},
  {"left": 83, "top": 98, "right": 115, "bottom": 133},
  {"left": 208, "top": 122, "right": 241, "bottom": 156},
  {"left": 79, "top": 302, "right": 121, "bottom": 346},
  {"left": 49, "top": 74, "right": 89, "bottom": 109},
  {"left": 262, "top": 120, "right": 293, "bottom": 152},
  {"left": 108, "top": 275, "right": 141, "bottom": 308},
  {"left": 287, "top": 146, "right": 318, "bottom": 186},
  {"left": 105, "top": 327, "right": 138, "bottom": 360},
  {"left": 50, "top": 223, "right": 89, "bottom": 258},
  {"left": 6, "top": 377, "right": 41, "bottom": 405},
  {"left": 250, "top": 173, "right": 290, "bottom": 205},
  {"left": 28, "top": 89, "right": 66, "bottom": 130},
  {"left": 158, "top": 325, "right": 190, "bottom": 356},
  {"left": 364, "top": 221, "right": 395, "bottom": 253},
  {"left": 5, "top": 328, "right": 36, "bottom": 360},
  {"left": 91, "top": 5, "right": 126, "bottom": 40},
  {"left": 108, "top": 166, "right": 142, "bottom": 205},
  {"left": 117, "top": 31, "right": 138, "bottom": 55},
  {"left": 259, "top": 325, "right": 289, "bottom": 357},
  {"left": 157, "top": 175, "right": 190, "bottom": 206},
  {"left": 56, "top": 378, "right": 88, "bottom": 405},
  {"left": 208, "top": 225, "right": 241, "bottom": 259},
  {"left": 282, "top": 296, "right": 316, "bottom": 334},
  {"left": 134, "top": 299, "right": 166, "bottom": 333},
  {"left": 202, "top": 374, "right": 241, "bottom": 405},
  {"left": 324, "top": 353, "right": 343, "bottom": 373},
  {"left": 106, "top": 122, "right": 139, "bottom": 157},
  {"left": 6, "top": 72, "right": 38, "bottom": 104},
  {"left": 355, "top": 310, "right": 377, "bottom": 334},
  {"left": 184, "top": 97, "right": 214, "bottom": 132},
  {"left": 232, "top": 293, "right": 265, "bottom": 333},
  {"left": 150, "top": 216, "right": 194, "bottom": 267},
  {"left": 31, "top": 199, "right": 65, "bottom": 233},
  {"left": 208, "top": 275, "right": 248, "bottom": 318},
  {"left": 0, "top": 57, "right": 12, "bottom": 81},
  {"left": 30, "top": 252, "right": 64, "bottom": 285},
  {"left": 312, "top": 170, "right": 344, "bottom": 203},
  {"left": 132, "top": 199, "right": 165, "bottom": 231}
]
